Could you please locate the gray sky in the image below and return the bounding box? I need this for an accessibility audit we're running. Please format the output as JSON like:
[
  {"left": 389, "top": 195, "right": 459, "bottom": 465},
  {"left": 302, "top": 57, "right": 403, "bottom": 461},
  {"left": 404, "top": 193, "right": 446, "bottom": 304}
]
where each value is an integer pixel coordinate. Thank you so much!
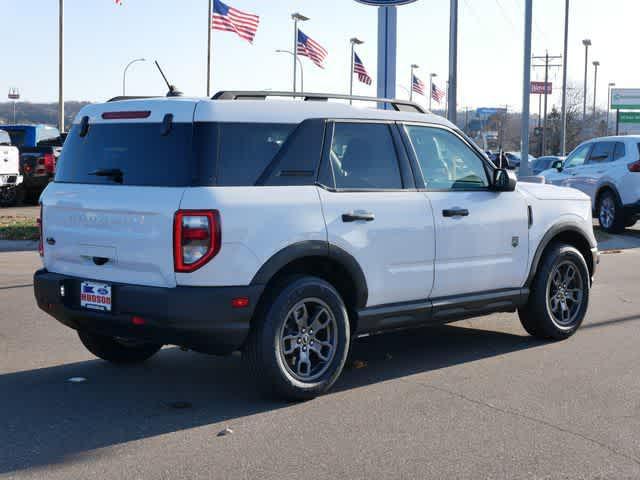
[{"left": 2, "top": 0, "right": 635, "bottom": 112}]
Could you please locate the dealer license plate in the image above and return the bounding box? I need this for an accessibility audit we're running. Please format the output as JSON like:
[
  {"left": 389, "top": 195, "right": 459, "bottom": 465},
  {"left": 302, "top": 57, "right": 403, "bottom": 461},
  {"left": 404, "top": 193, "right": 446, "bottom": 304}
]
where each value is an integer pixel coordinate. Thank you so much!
[{"left": 80, "top": 281, "right": 112, "bottom": 312}]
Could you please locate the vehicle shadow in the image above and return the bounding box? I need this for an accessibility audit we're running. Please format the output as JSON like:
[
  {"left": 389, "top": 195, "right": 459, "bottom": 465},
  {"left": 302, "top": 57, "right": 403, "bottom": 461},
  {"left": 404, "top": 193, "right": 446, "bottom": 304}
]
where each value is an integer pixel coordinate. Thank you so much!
[{"left": 0, "top": 323, "right": 542, "bottom": 474}]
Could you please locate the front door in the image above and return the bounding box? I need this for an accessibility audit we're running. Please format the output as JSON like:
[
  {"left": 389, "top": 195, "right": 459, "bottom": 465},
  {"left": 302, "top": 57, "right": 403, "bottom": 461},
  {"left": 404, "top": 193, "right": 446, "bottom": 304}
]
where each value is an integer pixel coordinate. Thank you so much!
[
  {"left": 317, "top": 121, "right": 436, "bottom": 307},
  {"left": 402, "top": 124, "right": 529, "bottom": 298}
]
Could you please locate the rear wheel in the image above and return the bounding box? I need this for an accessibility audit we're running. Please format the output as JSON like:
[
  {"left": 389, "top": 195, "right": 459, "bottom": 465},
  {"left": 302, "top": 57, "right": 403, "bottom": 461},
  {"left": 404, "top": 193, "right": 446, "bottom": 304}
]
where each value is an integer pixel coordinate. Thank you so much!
[
  {"left": 244, "top": 276, "right": 350, "bottom": 401},
  {"left": 519, "top": 243, "right": 590, "bottom": 340},
  {"left": 598, "top": 190, "right": 625, "bottom": 233},
  {"left": 0, "top": 185, "right": 23, "bottom": 207},
  {"left": 78, "top": 331, "right": 162, "bottom": 364}
]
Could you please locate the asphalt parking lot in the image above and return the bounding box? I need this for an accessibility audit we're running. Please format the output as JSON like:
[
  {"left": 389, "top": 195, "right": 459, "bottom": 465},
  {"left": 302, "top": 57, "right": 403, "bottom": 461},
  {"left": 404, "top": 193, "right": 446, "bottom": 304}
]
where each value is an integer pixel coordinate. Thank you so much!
[{"left": 1, "top": 240, "right": 640, "bottom": 479}]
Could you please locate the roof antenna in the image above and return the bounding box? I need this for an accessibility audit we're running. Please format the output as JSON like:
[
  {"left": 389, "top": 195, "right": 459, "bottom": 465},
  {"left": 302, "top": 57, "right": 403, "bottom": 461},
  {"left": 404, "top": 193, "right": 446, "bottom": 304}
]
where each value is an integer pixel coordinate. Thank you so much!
[{"left": 154, "top": 60, "right": 183, "bottom": 97}]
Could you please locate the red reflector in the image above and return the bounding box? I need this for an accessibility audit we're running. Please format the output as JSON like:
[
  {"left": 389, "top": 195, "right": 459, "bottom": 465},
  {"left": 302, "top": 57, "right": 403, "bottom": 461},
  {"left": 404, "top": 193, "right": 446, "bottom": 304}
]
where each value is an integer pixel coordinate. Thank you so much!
[
  {"left": 38, "top": 204, "right": 43, "bottom": 257},
  {"left": 182, "top": 227, "right": 209, "bottom": 241},
  {"left": 628, "top": 160, "right": 640, "bottom": 172},
  {"left": 231, "top": 297, "right": 250, "bottom": 309},
  {"left": 131, "top": 316, "right": 146, "bottom": 325},
  {"left": 101, "top": 110, "right": 151, "bottom": 120}
]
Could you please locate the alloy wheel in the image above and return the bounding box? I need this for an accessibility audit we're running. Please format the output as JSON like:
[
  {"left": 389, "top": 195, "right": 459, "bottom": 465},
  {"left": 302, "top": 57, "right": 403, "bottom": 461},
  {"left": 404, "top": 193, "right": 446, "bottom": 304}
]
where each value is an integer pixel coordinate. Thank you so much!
[{"left": 545, "top": 260, "right": 584, "bottom": 327}]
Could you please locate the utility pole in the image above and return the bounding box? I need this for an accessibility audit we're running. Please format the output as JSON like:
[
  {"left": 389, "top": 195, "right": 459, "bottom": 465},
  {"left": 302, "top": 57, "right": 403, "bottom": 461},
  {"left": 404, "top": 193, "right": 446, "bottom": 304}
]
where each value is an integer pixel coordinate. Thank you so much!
[
  {"left": 592, "top": 60, "right": 600, "bottom": 117},
  {"left": 520, "top": 0, "right": 532, "bottom": 177},
  {"left": 532, "top": 52, "right": 562, "bottom": 156},
  {"left": 447, "top": 0, "right": 458, "bottom": 123},
  {"left": 582, "top": 39, "right": 591, "bottom": 121},
  {"left": 560, "top": 0, "right": 570, "bottom": 155},
  {"left": 58, "top": 0, "right": 64, "bottom": 133}
]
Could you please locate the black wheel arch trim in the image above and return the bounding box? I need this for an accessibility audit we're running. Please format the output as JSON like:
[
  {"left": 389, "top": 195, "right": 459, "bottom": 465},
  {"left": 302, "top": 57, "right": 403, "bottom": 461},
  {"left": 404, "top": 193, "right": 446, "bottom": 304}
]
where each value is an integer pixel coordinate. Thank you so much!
[
  {"left": 250, "top": 241, "right": 368, "bottom": 309},
  {"left": 525, "top": 222, "right": 596, "bottom": 288}
]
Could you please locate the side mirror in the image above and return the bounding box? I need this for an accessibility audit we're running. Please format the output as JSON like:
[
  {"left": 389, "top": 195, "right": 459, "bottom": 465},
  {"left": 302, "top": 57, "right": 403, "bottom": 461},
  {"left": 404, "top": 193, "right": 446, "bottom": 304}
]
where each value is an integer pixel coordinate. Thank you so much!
[
  {"left": 493, "top": 168, "right": 517, "bottom": 192},
  {"left": 552, "top": 159, "right": 564, "bottom": 172}
]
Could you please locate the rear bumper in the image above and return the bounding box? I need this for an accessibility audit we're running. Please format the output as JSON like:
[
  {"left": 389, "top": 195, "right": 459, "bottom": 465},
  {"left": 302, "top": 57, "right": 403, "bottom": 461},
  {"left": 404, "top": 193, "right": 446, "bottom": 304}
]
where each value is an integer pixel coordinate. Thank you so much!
[
  {"left": 0, "top": 174, "right": 23, "bottom": 187},
  {"left": 33, "top": 269, "right": 263, "bottom": 355}
]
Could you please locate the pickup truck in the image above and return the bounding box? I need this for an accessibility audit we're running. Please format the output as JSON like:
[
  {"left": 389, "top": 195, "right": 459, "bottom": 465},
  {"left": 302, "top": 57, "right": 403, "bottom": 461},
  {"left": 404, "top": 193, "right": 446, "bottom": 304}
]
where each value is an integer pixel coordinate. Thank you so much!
[
  {"left": 0, "top": 129, "right": 23, "bottom": 206},
  {"left": 1, "top": 125, "right": 62, "bottom": 204}
]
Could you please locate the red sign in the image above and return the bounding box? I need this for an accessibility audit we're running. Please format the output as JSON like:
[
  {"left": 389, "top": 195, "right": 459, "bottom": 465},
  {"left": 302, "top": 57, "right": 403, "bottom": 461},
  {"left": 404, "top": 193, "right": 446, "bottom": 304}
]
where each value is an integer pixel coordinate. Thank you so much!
[{"left": 531, "top": 81, "right": 552, "bottom": 95}]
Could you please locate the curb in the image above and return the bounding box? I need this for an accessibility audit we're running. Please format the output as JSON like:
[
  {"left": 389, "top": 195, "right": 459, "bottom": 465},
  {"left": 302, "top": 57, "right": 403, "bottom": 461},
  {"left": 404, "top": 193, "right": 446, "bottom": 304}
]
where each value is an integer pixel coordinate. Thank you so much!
[{"left": 0, "top": 240, "right": 39, "bottom": 253}]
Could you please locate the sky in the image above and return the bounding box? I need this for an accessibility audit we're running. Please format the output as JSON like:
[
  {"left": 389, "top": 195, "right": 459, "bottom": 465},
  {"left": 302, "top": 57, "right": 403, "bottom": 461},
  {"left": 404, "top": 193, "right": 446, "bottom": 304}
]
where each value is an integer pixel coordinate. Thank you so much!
[{"left": 2, "top": 0, "right": 638, "bottom": 113}]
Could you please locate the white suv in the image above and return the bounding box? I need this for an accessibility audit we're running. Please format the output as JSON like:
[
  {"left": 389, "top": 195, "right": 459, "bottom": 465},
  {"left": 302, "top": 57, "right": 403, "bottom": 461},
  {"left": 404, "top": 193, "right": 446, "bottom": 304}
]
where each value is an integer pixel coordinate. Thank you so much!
[
  {"left": 34, "top": 92, "right": 599, "bottom": 400},
  {"left": 0, "top": 129, "right": 23, "bottom": 207},
  {"left": 540, "top": 135, "right": 640, "bottom": 232}
]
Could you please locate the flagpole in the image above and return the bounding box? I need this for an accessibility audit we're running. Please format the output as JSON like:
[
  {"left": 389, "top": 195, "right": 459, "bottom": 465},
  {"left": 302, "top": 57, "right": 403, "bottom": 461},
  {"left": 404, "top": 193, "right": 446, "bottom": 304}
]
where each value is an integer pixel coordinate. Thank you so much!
[
  {"left": 349, "top": 42, "right": 355, "bottom": 103},
  {"left": 58, "top": 0, "right": 64, "bottom": 133},
  {"left": 409, "top": 65, "right": 413, "bottom": 101},
  {"left": 207, "top": 0, "right": 212, "bottom": 97},
  {"left": 293, "top": 17, "right": 298, "bottom": 93}
]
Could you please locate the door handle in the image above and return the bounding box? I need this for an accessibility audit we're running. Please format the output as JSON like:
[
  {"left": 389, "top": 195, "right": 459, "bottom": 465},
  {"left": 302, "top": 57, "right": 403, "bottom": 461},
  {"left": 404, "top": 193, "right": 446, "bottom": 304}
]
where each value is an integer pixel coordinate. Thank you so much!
[
  {"left": 342, "top": 211, "right": 375, "bottom": 222},
  {"left": 442, "top": 208, "right": 469, "bottom": 217}
]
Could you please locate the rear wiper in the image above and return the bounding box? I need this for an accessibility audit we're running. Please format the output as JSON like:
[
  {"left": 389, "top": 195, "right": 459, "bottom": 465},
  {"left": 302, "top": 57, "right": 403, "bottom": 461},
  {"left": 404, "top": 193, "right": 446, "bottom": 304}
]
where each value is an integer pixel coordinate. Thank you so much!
[{"left": 89, "top": 168, "right": 123, "bottom": 184}]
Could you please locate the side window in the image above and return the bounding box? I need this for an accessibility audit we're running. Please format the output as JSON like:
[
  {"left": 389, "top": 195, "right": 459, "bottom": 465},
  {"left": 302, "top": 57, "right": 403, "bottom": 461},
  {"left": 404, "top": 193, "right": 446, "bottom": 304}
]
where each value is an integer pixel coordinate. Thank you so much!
[
  {"left": 405, "top": 125, "right": 489, "bottom": 190},
  {"left": 614, "top": 142, "right": 626, "bottom": 160},
  {"left": 587, "top": 142, "right": 614, "bottom": 163},
  {"left": 565, "top": 144, "right": 590, "bottom": 168},
  {"left": 330, "top": 123, "right": 402, "bottom": 190}
]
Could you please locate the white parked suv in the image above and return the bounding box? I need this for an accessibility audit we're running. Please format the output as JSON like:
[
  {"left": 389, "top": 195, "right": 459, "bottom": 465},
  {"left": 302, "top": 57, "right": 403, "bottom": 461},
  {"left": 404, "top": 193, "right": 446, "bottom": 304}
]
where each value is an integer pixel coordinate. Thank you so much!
[
  {"left": 0, "top": 129, "right": 23, "bottom": 207},
  {"left": 34, "top": 92, "right": 599, "bottom": 400},
  {"left": 539, "top": 135, "right": 640, "bottom": 232}
]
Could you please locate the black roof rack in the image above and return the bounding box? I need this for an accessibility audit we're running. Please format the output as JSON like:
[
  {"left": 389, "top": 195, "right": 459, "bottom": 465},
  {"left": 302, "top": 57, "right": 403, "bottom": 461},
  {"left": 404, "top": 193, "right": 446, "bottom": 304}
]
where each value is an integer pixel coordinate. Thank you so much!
[
  {"left": 211, "top": 91, "right": 427, "bottom": 114},
  {"left": 107, "top": 96, "right": 160, "bottom": 102}
]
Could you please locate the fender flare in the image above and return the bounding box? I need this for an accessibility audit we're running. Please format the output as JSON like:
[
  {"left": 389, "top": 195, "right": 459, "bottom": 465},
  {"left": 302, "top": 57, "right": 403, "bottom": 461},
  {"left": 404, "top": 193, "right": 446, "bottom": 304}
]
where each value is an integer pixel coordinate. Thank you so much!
[
  {"left": 250, "top": 241, "right": 368, "bottom": 309},
  {"left": 525, "top": 222, "right": 596, "bottom": 288}
]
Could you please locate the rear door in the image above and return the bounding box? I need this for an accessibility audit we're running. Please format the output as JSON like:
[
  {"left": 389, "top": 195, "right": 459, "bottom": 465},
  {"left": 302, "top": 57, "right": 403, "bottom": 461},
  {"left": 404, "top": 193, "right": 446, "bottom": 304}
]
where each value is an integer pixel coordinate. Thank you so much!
[
  {"left": 317, "top": 121, "right": 436, "bottom": 307},
  {"left": 41, "top": 100, "right": 197, "bottom": 288}
]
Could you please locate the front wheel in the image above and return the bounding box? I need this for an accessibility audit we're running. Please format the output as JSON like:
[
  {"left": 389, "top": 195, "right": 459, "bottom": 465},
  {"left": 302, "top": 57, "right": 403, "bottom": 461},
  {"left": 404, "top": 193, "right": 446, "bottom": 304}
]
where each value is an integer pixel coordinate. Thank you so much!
[
  {"left": 519, "top": 243, "right": 590, "bottom": 340},
  {"left": 78, "top": 331, "right": 162, "bottom": 364},
  {"left": 244, "top": 276, "right": 350, "bottom": 401}
]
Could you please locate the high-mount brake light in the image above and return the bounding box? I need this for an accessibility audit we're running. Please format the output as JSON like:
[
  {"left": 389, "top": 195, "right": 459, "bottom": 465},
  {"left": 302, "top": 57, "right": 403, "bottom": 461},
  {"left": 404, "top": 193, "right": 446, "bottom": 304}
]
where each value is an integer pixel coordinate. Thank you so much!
[
  {"left": 101, "top": 111, "right": 151, "bottom": 120},
  {"left": 173, "top": 210, "right": 221, "bottom": 273}
]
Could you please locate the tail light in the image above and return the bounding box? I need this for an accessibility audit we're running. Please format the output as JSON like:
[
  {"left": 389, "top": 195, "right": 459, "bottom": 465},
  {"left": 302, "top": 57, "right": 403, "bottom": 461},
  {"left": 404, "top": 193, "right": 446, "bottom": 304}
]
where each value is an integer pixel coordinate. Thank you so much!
[
  {"left": 23, "top": 163, "right": 33, "bottom": 175},
  {"left": 43, "top": 153, "right": 56, "bottom": 174},
  {"left": 628, "top": 160, "right": 640, "bottom": 172},
  {"left": 173, "top": 210, "right": 221, "bottom": 273},
  {"left": 38, "top": 204, "right": 44, "bottom": 257}
]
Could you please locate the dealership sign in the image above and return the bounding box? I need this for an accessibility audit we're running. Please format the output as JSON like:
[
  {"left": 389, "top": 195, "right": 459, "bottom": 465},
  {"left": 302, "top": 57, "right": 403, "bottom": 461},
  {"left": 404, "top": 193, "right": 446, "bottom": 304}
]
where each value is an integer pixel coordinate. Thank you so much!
[
  {"left": 355, "top": 0, "right": 418, "bottom": 5},
  {"left": 611, "top": 88, "right": 640, "bottom": 110},
  {"left": 619, "top": 111, "right": 640, "bottom": 124},
  {"left": 530, "top": 81, "right": 552, "bottom": 95}
]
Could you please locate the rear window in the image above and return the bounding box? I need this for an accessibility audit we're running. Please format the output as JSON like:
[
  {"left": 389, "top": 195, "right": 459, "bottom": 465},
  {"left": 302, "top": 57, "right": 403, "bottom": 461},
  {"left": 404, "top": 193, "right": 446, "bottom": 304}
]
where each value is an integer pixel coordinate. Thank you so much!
[
  {"left": 0, "top": 130, "right": 10, "bottom": 146},
  {"left": 7, "top": 130, "right": 25, "bottom": 147},
  {"left": 56, "top": 123, "right": 195, "bottom": 186},
  {"left": 56, "top": 121, "right": 298, "bottom": 187}
]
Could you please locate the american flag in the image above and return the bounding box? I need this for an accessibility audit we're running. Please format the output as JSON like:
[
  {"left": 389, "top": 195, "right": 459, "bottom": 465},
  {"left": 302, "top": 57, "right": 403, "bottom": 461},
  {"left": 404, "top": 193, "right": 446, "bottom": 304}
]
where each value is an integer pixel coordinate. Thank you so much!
[
  {"left": 212, "top": 0, "right": 260, "bottom": 44},
  {"left": 353, "top": 52, "right": 372, "bottom": 85},
  {"left": 114, "top": 0, "right": 122, "bottom": 4},
  {"left": 412, "top": 74, "right": 426, "bottom": 96},
  {"left": 297, "top": 30, "right": 328, "bottom": 69},
  {"left": 431, "top": 82, "right": 446, "bottom": 103}
]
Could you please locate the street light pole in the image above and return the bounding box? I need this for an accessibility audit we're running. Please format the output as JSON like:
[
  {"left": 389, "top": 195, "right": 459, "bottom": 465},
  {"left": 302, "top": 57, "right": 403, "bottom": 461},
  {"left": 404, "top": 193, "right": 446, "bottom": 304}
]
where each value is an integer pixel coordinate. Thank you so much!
[
  {"left": 123, "top": 58, "right": 146, "bottom": 96},
  {"left": 410, "top": 64, "right": 419, "bottom": 102},
  {"left": 592, "top": 61, "right": 600, "bottom": 117},
  {"left": 447, "top": 0, "right": 458, "bottom": 123},
  {"left": 582, "top": 39, "right": 591, "bottom": 121},
  {"left": 607, "top": 82, "right": 615, "bottom": 135},
  {"left": 520, "top": 0, "right": 533, "bottom": 177},
  {"left": 560, "top": 0, "right": 569, "bottom": 155},
  {"left": 58, "top": 0, "right": 64, "bottom": 133},
  {"left": 275, "top": 50, "right": 304, "bottom": 93},
  {"left": 349, "top": 38, "right": 364, "bottom": 103},
  {"left": 429, "top": 73, "right": 437, "bottom": 111},
  {"left": 291, "top": 13, "right": 309, "bottom": 94}
]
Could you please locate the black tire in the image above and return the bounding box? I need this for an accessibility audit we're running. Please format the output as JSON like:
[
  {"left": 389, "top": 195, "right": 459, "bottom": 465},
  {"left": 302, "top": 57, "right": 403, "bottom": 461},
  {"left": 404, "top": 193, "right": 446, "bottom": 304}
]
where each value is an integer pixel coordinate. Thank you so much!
[
  {"left": 0, "top": 185, "right": 24, "bottom": 207},
  {"left": 23, "top": 188, "right": 42, "bottom": 206},
  {"left": 244, "top": 276, "right": 351, "bottom": 401},
  {"left": 597, "top": 190, "right": 625, "bottom": 233},
  {"left": 519, "top": 243, "right": 590, "bottom": 340},
  {"left": 78, "top": 331, "right": 162, "bottom": 364}
]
